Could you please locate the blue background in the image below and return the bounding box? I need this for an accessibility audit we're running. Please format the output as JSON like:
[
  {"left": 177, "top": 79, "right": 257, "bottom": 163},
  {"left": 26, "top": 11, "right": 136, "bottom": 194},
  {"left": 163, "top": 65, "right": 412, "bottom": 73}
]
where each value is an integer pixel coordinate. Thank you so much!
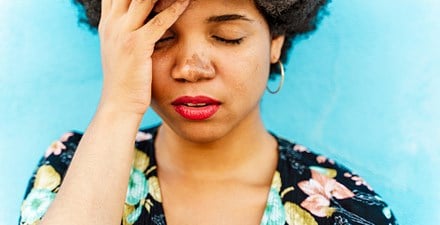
[{"left": 1, "top": 0, "right": 439, "bottom": 224}]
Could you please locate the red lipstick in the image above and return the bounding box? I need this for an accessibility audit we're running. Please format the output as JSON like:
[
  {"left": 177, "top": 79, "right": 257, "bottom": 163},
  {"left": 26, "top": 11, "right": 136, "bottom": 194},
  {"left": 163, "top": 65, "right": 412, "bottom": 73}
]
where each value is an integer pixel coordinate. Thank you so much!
[{"left": 172, "top": 96, "right": 221, "bottom": 120}]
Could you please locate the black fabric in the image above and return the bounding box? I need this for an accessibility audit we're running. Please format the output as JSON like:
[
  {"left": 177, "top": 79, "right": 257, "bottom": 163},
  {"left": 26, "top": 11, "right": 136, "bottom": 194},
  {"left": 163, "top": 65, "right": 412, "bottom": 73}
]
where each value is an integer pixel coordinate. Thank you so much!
[{"left": 19, "top": 125, "right": 397, "bottom": 225}]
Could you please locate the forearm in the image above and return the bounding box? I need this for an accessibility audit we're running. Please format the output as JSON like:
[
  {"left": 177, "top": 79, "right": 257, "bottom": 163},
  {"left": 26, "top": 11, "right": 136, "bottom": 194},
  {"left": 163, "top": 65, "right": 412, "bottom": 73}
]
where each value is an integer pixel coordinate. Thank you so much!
[
  {"left": 37, "top": 0, "right": 191, "bottom": 222},
  {"left": 40, "top": 106, "right": 143, "bottom": 225}
]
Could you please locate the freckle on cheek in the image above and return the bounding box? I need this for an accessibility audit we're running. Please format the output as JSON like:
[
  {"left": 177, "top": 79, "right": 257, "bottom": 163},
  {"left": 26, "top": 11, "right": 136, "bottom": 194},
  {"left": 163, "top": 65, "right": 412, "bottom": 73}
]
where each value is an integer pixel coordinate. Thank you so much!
[{"left": 233, "top": 77, "right": 247, "bottom": 94}]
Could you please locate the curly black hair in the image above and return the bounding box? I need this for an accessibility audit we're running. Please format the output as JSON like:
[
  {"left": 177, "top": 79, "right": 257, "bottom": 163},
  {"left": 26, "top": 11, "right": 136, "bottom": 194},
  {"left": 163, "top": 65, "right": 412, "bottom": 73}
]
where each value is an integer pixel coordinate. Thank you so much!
[{"left": 72, "top": 0, "right": 330, "bottom": 76}]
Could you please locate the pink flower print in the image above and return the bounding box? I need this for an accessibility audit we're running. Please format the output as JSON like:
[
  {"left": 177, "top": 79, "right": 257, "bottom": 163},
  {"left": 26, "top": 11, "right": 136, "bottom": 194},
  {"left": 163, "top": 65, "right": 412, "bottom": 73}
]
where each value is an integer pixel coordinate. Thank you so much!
[
  {"left": 316, "top": 156, "right": 327, "bottom": 164},
  {"left": 44, "top": 132, "right": 73, "bottom": 158},
  {"left": 299, "top": 194, "right": 336, "bottom": 217},
  {"left": 44, "top": 141, "right": 67, "bottom": 158},
  {"left": 60, "top": 132, "right": 74, "bottom": 142},
  {"left": 344, "top": 172, "right": 373, "bottom": 191},
  {"left": 298, "top": 169, "right": 355, "bottom": 217},
  {"left": 136, "top": 131, "right": 153, "bottom": 142},
  {"left": 316, "top": 155, "right": 335, "bottom": 165},
  {"left": 293, "top": 144, "right": 309, "bottom": 153}
]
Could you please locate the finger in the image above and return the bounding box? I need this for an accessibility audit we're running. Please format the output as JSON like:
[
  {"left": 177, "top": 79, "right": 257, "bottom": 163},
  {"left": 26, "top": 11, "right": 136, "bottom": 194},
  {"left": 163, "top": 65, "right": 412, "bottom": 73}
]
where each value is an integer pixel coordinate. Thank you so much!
[
  {"left": 125, "top": 0, "right": 157, "bottom": 30},
  {"left": 111, "top": 0, "right": 131, "bottom": 15},
  {"left": 138, "top": 0, "right": 190, "bottom": 43},
  {"left": 101, "top": 0, "right": 112, "bottom": 19}
]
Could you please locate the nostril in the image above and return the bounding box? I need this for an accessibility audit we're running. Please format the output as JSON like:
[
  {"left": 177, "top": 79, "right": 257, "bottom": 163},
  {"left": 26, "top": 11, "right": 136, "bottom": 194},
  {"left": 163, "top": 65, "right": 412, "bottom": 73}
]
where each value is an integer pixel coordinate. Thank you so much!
[
  {"left": 171, "top": 53, "right": 215, "bottom": 82},
  {"left": 172, "top": 63, "right": 215, "bottom": 82}
]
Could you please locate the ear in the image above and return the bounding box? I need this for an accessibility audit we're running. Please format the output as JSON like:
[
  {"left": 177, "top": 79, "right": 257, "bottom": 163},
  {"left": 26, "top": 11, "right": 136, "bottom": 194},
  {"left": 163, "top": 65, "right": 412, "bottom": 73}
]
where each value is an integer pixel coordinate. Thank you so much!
[{"left": 270, "top": 35, "right": 285, "bottom": 63}]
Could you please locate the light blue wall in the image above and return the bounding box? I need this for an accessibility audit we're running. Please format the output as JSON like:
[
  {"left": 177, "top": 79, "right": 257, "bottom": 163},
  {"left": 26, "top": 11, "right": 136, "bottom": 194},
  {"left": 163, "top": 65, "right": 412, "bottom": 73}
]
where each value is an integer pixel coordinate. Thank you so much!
[{"left": 1, "top": 0, "right": 439, "bottom": 224}]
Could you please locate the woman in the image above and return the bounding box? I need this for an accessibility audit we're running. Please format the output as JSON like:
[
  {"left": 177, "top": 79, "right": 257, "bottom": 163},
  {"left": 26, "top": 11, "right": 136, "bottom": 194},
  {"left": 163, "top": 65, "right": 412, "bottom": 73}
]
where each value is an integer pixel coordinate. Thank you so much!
[{"left": 19, "top": 0, "right": 397, "bottom": 224}]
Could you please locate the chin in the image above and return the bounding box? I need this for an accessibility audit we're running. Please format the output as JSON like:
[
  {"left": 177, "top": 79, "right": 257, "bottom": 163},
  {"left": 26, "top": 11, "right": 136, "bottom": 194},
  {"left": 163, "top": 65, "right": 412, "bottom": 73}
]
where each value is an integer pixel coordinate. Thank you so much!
[{"left": 163, "top": 119, "right": 234, "bottom": 144}]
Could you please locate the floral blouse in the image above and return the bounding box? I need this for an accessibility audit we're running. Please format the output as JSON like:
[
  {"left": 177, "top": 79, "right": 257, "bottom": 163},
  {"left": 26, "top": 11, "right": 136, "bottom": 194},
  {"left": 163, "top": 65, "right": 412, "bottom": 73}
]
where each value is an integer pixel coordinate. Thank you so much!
[{"left": 19, "top": 125, "right": 398, "bottom": 225}]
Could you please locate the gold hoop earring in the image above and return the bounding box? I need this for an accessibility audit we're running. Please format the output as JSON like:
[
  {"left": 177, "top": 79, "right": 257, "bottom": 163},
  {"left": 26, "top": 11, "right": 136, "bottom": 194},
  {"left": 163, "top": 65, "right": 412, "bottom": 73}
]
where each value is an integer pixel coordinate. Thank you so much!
[{"left": 266, "top": 61, "right": 285, "bottom": 94}]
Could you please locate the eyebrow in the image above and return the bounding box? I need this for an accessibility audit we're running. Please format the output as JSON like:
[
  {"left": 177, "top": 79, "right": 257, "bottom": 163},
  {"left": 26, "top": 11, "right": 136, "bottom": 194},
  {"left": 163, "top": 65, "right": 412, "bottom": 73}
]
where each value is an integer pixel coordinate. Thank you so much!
[{"left": 206, "top": 14, "right": 253, "bottom": 23}]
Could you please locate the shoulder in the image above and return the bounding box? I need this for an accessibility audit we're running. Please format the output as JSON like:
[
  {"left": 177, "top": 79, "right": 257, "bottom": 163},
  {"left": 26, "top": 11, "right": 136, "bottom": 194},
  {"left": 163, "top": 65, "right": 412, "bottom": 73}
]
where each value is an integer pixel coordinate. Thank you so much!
[
  {"left": 273, "top": 135, "right": 398, "bottom": 225},
  {"left": 36, "top": 125, "right": 160, "bottom": 175},
  {"left": 24, "top": 131, "right": 82, "bottom": 192},
  {"left": 42, "top": 125, "right": 160, "bottom": 167},
  {"left": 32, "top": 125, "right": 159, "bottom": 176},
  {"left": 19, "top": 126, "right": 160, "bottom": 225},
  {"left": 19, "top": 131, "right": 82, "bottom": 224},
  {"left": 37, "top": 131, "right": 83, "bottom": 175}
]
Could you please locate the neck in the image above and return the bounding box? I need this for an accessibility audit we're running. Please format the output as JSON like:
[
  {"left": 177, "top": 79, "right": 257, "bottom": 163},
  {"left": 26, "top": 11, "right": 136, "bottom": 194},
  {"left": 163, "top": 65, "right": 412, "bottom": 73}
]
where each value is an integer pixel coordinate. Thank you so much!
[{"left": 155, "top": 113, "right": 277, "bottom": 180}]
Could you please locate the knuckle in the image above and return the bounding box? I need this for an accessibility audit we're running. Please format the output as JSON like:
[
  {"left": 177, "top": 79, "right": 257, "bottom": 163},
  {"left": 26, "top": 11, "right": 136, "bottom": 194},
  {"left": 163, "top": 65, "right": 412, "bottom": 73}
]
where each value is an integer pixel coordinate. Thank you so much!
[
  {"left": 98, "top": 19, "right": 106, "bottom": 33},
  {"left": 150, "top": 16, "right": 165, "bottom": 27},
  {"left": 98, "top": 23, "right": 106, "bottom": 35},
  {"left": 168, "top": 4, "right": 178, "bottom": 14},
  {"left": 98, "top": 18, "right": 114, "bottom": 38}
]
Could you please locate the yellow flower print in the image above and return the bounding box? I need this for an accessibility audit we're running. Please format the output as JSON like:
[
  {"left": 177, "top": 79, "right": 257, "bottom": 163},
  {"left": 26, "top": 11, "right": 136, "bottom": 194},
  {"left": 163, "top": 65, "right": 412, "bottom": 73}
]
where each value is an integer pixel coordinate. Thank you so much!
[
  {"left": 123, "top": 204, "right": 136, "bottom": 225},
  {"left": 133, "top": 148, "right": 149, "bottom": 172},
  {"left": 271, "top": 171, "right": 282, "bottom": 192},
  {"left": 126, "top": 205, "right": 143, "bottom": 224},
  {"left": 284, "top": 202, "right": 318, "bottom": 225},
  {"left": 148, "top": 176, "right": 162, "bottom": 202},
  {"left": 309, "top": 166, "right": 337, "bottom": 178},
  {"left": 144, "top": 199, "right": 153, "bottom": 213},
  {"left": 34, "top": 165, "right": 61, "bottom": 191}
]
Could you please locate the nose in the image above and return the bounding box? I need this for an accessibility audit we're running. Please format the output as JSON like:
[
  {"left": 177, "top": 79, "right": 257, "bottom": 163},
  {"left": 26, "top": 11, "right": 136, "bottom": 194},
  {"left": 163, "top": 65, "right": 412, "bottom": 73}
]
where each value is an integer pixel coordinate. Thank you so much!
[{"left": 171, "top": 51, "right": 215, "bottom": 83}]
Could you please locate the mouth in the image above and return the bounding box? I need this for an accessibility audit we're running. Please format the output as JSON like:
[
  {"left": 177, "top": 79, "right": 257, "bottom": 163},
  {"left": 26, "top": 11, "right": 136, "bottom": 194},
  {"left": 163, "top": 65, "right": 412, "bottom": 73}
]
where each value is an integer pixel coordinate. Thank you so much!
[
  {"left": 171, "top": 96, "right": 221, "bottom": 120},
  {"left": 182, "top": 103, "right": 210, "bottom": 107}
]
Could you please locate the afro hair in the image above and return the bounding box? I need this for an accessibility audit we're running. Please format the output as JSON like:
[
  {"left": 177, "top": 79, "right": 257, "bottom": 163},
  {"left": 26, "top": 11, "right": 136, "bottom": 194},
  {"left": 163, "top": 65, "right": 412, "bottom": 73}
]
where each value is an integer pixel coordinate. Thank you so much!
[{"left": 72, "top": 0, "right": 330, "bottom": 76}]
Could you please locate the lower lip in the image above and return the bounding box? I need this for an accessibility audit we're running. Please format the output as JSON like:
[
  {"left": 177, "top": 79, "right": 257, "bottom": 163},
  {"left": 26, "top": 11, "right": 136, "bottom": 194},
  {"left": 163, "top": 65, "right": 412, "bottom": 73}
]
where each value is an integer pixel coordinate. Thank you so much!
[{"left": 173, "top": 105, "right": 220, "bottom": 120}]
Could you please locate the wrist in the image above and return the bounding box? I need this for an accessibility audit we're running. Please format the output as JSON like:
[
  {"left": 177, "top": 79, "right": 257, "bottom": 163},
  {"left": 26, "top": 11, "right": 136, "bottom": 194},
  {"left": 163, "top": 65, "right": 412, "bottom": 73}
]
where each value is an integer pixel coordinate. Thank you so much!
[
  {"left": 95, "top": 102, "right": 145, "bottom": 127},
  {"left": 97, "top": 97, "right": 149, "bottom": 118}
]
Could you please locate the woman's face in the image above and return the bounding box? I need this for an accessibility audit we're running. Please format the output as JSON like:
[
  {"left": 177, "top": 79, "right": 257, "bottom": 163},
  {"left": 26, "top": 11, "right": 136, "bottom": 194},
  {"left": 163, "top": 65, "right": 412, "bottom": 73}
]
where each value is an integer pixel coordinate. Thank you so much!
[{"left": 151, "top": 0, "right": 284, "bottom": 142}]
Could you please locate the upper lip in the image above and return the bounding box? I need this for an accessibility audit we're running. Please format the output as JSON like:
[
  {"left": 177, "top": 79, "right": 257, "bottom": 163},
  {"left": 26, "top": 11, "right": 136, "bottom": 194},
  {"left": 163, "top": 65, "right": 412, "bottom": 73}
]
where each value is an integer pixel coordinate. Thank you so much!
[{"left": 172, "top": 96, "right": 221, "bottom": 106}]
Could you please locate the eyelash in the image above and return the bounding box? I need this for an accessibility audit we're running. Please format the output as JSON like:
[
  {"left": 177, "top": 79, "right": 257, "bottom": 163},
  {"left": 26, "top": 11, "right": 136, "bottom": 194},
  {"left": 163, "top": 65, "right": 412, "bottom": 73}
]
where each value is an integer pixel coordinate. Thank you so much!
[
  {"left": 157, "top": 36, "right": 174, "bottom": 44},
  {"left": 213, "top": 36, "right": 244, "bottom": 45},
  {"left": 156, "top": 36, "right": 244, "bottom": 46}
]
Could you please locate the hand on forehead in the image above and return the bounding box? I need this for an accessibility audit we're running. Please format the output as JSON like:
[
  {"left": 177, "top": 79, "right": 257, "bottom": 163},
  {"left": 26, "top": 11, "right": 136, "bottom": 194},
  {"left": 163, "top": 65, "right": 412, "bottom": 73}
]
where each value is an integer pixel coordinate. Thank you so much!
[{"left": 154, "top": 0, "right": 188, "bottom": 12}]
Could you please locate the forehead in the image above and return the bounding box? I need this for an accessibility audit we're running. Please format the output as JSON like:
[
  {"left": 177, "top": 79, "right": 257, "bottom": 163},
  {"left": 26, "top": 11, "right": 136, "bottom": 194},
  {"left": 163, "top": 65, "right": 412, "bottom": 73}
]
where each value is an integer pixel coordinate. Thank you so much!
[
  {"left": 152, "top": 0, "right": 268, "bottom": 29},
  {"left": 154, "top": 0, "right": 255, "bottom": 13}
]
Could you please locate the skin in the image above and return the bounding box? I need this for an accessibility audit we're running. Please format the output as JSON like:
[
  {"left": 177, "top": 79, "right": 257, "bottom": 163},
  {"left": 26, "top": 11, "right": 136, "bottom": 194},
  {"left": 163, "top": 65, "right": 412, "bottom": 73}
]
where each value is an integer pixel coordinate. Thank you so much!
[
  {"left": 39, "top": 0, "right": 285, "bottom": 224},
  {"left": 151, "top": 1, "right": 285, "bottom": 224},
  {"left": 152, "top": 0, "right": 283, "bottom": 143}
]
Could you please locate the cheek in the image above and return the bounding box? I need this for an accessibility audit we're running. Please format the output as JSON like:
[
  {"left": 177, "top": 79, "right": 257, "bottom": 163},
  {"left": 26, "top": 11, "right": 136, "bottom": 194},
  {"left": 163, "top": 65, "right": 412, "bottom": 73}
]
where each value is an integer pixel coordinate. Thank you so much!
[{"left": 221, "top": 47, "right": 270, "bottom": 94}]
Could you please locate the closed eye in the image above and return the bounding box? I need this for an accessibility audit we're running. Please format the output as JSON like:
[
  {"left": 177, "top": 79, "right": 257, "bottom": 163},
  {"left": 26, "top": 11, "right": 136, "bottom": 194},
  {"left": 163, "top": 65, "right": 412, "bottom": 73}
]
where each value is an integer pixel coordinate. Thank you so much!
[
  {"left": 155, "top": 36, "right": 174, "bottom": 49},
  {"left": 213, "top": 36, "right": 244, "bottom": 45}
]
